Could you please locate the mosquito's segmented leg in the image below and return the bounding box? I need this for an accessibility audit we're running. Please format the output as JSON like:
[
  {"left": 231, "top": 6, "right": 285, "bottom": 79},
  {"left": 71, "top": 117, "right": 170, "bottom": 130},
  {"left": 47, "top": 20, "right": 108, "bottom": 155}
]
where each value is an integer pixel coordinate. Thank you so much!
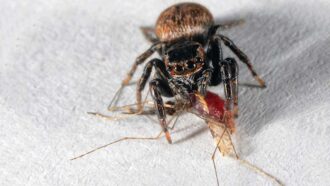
[
  {"left": 70, "top": 131, "right": 163, "bottom": 161},
  {"left": 223, "top": 127, "right": 284, "bottom": 186},
  {"left": 211, "top": 126, "right": 227, "bottom": 186}
]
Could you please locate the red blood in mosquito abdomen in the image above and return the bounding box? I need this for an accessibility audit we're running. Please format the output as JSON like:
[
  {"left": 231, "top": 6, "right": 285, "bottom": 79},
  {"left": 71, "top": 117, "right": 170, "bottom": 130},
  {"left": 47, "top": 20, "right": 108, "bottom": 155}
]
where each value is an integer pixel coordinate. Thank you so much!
[
  {"left": 192, "top": 91, "right": 236, "bottom": 133},
  {"left": 192, "top": 91, "right": 225, "bottom": 118},
  {"left": 204, "top": 91, "right": 225, "bottom": 118}
]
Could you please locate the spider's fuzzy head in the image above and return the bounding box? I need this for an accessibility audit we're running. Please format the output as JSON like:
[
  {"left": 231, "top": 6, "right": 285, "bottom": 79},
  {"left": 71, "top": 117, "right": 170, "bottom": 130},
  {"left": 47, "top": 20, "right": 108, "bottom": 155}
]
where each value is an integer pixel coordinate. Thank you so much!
[{"left": 164, "top": 41, "right": 205, "bottom": 77}]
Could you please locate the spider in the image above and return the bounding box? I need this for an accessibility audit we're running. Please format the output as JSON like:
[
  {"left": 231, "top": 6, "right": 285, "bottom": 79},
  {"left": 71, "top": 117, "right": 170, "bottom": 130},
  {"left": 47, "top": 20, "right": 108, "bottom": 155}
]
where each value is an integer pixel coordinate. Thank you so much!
[{"left": 115, "top": 2, "right": 265, "bottom": 144}]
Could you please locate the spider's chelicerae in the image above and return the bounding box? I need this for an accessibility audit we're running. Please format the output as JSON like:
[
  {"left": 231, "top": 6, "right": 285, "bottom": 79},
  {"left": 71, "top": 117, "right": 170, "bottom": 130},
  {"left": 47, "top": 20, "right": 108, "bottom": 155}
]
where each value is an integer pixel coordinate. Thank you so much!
[{"left": 119, "top": 3, "right": 265, "bottom": 144}]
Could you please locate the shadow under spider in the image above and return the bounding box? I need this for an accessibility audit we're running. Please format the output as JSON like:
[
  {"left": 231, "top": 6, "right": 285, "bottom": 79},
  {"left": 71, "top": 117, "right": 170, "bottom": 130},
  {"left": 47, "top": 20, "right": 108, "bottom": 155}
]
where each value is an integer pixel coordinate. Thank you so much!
[{"left": 173, "top": 125, "right": 209, "bottom": 144}]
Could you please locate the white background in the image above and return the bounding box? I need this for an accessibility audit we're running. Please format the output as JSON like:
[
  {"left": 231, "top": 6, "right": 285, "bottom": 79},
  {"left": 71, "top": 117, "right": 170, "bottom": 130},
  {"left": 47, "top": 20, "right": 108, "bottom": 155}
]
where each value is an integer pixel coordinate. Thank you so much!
[{"left": 1, "top": 0, "right": 330, "bottom": 185}]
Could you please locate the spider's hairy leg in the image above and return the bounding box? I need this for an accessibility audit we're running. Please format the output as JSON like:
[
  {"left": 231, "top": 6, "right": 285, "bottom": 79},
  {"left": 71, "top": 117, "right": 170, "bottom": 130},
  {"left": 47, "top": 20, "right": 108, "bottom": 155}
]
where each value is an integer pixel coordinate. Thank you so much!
[
  {"left": 122, "top": 42, "right": 162, "bottom": 86},
  {"left": 216, "top": 19, "right": 245, "bottom": 30},
  {"left": 107, "top": 42, "right": 163, "bottom": 110},
  {"left": 220, "top": 57, "right": 238, "bottom": 131},
  {"left": 140, "top": 26, "right": 159, "bottom": 44},
  {"left": 136, "top": 58, "right": 172, "bottom": 112},
  {"left": 218, "top": 34, "right": 266, "bottom": 87},
  {"left": 207, "top": 34, "right": 223, "bottom": 86},
  {"left": 150, "top": 79, "right": 172, "bottom": 144}
]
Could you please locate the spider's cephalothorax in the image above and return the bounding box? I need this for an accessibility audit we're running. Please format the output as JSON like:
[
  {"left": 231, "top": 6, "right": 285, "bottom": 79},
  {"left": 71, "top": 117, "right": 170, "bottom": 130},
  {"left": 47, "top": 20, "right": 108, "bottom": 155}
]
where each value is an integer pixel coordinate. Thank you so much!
[
  {"left": 120, "top": 3, "right": 266, "bottom": 143},
  {"left": 164, "top": 41, "right": 205, "bottom": 78}
]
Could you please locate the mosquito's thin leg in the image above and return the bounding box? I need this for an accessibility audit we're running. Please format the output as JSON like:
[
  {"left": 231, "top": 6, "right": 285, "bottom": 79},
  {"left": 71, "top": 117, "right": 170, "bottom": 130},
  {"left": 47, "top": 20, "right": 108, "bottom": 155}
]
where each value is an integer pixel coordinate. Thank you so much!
[
  {"left": 108, "top": 101, "right": 153, "bottom": 112},
  {"left": 70, "top": 131, "right": 163, "bottom": 161},
  {"left": 168, "top": 114, "right": 181, "bottom": 130},
  {"left": 224, "top": 128, "right": 284, "bottom": 186},
  {"left": 107, "top": 81, "right": 138, "bottom": 111},
  {"left": 107, "top": 85, "right": 124, "bottom": 111},
  {"left": 212, "top": 157, "right": 220, "bottom": 186},
  {"left": 92, "top": 89, "right": 153, "bottom": 122},
  {"left": 144, "top": 109, "right": 180, "bottom": 127},
  {"left": 238, "top": 159, "right": 284, "bottom": 186},
  {"left": 110, "top": 87, "right": 154, "bottom": 114},
  {"left": 211, "top": 127, "right": 227, "bottom": 186},
  {"left": 222, "top": 126, "right": 238, "bottom": 159},
  {"left": 87, "top": 111, "right": 143, "bottom": 121}
]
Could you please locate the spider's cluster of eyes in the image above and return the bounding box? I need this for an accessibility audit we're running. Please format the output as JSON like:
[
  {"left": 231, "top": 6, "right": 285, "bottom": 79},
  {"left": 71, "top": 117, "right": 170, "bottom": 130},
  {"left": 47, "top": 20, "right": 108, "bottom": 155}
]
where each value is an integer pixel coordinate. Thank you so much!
[{"left": 167, "top": 57, "right": 204, "bottom": 74}]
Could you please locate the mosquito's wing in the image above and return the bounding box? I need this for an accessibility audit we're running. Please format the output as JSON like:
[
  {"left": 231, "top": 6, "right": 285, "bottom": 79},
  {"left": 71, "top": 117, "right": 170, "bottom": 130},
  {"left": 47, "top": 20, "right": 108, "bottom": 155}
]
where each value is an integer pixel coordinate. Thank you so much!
[
  {"left": 188, "top": 105, "right": 235, "bottom": 157},
  {"left": 208, "top": 120, "right": 236, "bottom": 157}
]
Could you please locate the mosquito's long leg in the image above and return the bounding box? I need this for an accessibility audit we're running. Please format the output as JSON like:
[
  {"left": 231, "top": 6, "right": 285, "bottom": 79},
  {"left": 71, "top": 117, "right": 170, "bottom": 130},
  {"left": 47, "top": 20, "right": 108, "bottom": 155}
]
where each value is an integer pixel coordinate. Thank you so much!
[
  {"left": 212, "top": 155, "right": 220, "bottom": 186},
  {"left": 108, "top": 101, "right": 153, "bottom": 112},
  {"left": 223, "top": 127, "right": 238, "bottom": 159},
  {"left": 224, "top": 127, "right": 284, "bottom": 186},
  {"left": 91, "top": 88, "right": 153, "bottom": 122},
  {"left": 168, "top": 114, "right": 181, "bottom": 130},
  {"left": 211, "top": 127, "right": 227, "bottom": 186},
  {"left": 107, "top": 81, "right": 138, "bottom": 111},
  {"left": 70, "top": 131, "right": 163, "bottom": 161},
  {"left": 107, "top": 85, "right": 124, "bottom": 111},
  {"left": 87, "top": 112, "right": 142, "bottom": 121},
  {"left": 238, "top": 159, "right": 284, "bottom": 186}
]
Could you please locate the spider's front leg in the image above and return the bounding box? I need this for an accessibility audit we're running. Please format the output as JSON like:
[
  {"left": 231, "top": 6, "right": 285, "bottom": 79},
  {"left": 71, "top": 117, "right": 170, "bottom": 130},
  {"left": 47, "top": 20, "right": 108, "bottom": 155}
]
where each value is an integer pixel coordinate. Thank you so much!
[
  {"left": 218, "top": 34, "right": 266, "bottom": 87},
  {"left": 220, "top": 57, "right": 238, "bottom": 132},
  {"left": 208, "top": 36, "right": 239, "bottom": 119},
  {"left": 108, "top": 43, "right": 163, "bottom": 110},
  {"left": 140, "top": 26, "right": 159, "bottom": 44},
  {"left": 136, "top": 58, "right": 173, "bottom": 111},
  {"left": 122, "top": 42, "right": 162, "bottom": 86},
  {"left": 150, "top": 79, "right": 173, "bottom": 144}
]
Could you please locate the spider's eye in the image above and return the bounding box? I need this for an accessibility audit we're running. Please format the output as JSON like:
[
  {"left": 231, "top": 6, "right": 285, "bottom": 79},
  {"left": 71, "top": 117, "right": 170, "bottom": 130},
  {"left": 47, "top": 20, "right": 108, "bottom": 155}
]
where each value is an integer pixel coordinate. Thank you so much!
[
  {"left": 196, "top": 57, "right": 203, "bottom": 63},
  {"left": 186, "top": 61, "right": 196, "bottom": 69},
  {"left": 175, "top": 65, "right": 184, "bottom": 73}
]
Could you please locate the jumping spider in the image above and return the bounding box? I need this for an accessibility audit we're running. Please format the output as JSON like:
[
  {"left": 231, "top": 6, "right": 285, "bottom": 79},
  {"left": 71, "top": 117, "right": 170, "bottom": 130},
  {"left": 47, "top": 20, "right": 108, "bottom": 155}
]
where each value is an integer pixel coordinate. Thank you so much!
[{"left": 119, "top": 3, "right": 265, "bottom": 144}]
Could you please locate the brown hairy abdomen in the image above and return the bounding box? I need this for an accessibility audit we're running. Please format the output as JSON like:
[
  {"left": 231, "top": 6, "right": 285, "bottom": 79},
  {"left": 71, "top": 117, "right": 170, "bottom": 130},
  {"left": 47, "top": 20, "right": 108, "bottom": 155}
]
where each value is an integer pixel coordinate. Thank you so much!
[{"left": 155, "top": 3, "right": 214, "bottom": 42}]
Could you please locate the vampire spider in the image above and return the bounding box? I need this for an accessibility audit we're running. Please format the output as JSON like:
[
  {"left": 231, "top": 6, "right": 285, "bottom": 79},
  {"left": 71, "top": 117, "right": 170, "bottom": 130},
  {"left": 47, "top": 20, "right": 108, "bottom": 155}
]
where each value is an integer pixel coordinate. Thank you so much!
[{"left": 111, "top": 2, "right": 266, "bottom": 144}]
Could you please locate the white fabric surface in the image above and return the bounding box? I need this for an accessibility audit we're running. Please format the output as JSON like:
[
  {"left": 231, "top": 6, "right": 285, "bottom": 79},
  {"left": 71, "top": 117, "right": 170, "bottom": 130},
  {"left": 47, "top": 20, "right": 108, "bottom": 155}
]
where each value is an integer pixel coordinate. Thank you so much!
[{"left": 1, "top": 0, "right": 330, "bottom": 185}]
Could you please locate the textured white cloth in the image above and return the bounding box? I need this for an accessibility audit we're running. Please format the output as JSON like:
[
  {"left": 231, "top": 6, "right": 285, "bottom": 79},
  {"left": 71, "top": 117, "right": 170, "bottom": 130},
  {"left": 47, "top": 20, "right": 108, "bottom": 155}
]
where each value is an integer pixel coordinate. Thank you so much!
[{"left": 1, "top": 0, "right": 330, "bottom": 185}]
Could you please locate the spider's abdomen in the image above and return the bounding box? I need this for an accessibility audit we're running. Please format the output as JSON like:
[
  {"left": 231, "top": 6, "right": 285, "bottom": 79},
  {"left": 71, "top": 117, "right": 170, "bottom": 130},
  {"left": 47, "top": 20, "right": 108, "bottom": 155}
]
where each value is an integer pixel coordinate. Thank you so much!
[{"left": 155, "top": 3, "right": 214, "bottom": 42}]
